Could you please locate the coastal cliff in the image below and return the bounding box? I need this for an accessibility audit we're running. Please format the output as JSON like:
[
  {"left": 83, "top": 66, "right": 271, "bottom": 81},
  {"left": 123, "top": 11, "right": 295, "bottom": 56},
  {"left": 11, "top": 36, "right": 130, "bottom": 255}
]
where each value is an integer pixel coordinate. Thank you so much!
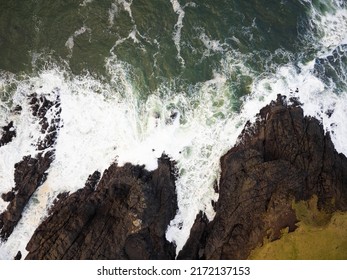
[
  {"left": 1, "top": 94, "right": 346, "bottom": 259},
  {"left": 178, "top": 95, "right": 347, "bottom": 259}
]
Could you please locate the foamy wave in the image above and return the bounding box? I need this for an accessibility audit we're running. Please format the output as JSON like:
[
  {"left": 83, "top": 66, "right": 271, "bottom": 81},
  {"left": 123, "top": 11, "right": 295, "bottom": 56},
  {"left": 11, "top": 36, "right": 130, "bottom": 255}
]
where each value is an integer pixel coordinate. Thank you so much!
[
  {"left": 250, "top": 60, "right": 347, "bottom": 156},
  {"left": 304, "top": 0, "right": 347, "bottom": 54},
  {"left": 198, "top": 31, "right": 226, "bottom": 59}
]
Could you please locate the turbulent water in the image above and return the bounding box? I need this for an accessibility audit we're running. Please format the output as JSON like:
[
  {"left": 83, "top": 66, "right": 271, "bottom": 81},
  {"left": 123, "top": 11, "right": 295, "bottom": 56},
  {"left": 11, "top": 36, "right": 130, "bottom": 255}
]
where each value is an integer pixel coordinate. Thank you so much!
[{"left": 0, "top": 0, "right": 346, "bottom": 259}]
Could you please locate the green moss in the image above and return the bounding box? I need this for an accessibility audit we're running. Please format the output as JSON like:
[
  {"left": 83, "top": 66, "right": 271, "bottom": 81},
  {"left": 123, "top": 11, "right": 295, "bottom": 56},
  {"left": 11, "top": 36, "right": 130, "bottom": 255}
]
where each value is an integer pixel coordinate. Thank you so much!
[
  {"left": 249, "top": 196, "right": 347, "bottom": 260},
  {"left": 292, "top": 195, "right": 332, "bottom": 227}
]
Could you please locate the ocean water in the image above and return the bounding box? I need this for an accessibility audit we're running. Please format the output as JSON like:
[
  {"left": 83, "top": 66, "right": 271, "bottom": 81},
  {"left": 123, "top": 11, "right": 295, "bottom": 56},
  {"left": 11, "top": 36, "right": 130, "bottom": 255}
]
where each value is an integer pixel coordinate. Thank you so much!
[{"left": 0, "top": 0, "right": 346, "bottom": 259}]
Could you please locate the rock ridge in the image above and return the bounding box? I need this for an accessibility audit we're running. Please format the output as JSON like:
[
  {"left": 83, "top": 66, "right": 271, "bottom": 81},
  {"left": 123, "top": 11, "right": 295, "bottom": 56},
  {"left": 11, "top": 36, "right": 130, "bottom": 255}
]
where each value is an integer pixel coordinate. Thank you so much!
[
  {"left": 178, "top": 94, "right": 347, "bottom": 259},
  {"left": 25, "top": 156, "right": 177, "bottom": 260}
]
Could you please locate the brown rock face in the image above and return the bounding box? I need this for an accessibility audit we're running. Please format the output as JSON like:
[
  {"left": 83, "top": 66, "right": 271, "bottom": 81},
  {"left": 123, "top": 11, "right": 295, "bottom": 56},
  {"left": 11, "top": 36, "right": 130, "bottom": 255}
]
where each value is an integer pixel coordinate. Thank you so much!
[
  {"left": 178, "top": 95, "right": 347, "bottom": 260},
  {"left": 25, "top": 156, "right": 177, "bottom": 260}
]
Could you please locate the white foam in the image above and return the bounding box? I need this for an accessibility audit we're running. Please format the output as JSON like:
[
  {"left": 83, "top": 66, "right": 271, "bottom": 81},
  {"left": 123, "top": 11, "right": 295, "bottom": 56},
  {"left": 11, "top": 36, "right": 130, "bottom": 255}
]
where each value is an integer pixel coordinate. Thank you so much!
[
  {"left": 80, "top": 0, "right": 93, "bottom": 7},
  {"left": 248, "top": 58, "right": 347, "bottom": 155},
  {"left": 108, "top": 0, "right": 134, "bottom": 28},
  {"left": 320, "top": 9, "right": 347, "bottom": 48},
  {"left": 304, "top": 0, "right": 347, "bottom": 54},
  {"left": 199, "top": 33, "right": 225, "bottom": 53},
  {"left": 65, "top": 26, "right": 91, "bottom": 55},
  {"left": 198, "top": 31, "right": 227, "bottom": 61},
  {"left": 108, "top": 2, "right": 118, "bottom": 27},
  {"left": 170, "top": 0, "right": 186, "bottom": 65},
  {"left": 109, "top": 0, "right": 148, "bottom": 51},
  {"left": 0, "top": 78, "right": 59, "bottom": 214},
  {"left": 117, "top": 0, "right": 134, "bottom": 21}
]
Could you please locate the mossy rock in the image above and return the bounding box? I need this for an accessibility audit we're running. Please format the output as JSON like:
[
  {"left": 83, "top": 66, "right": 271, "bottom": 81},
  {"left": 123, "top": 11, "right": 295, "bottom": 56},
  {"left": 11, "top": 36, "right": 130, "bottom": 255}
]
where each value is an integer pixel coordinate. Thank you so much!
[{"left": 249, "top": 196, "right": 347, "bottom": 260}]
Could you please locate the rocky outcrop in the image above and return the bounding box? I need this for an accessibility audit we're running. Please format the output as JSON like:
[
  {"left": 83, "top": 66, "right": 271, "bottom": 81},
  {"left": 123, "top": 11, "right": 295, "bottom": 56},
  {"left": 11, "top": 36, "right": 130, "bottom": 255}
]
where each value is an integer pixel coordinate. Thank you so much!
[
  {"left": 28, "top": 92, "right": 61, "bottom": 151},
  {"left": 7, "top": 94, "right": 347, "bottom": 260},
  {"left": 25, "top": 156, "right": 177, "bottom": 260},
  {"left": 0, "top": 152, "right": 53, "bottom": 240},
  {"left": 0, "top": 92, "right": 61, "bottom": 240},
  {"left": 178, "top": 94, "right": 347, "bottom": 259},
  {"left": 0, "top": 121, "right": 16, "bottom": 147}
]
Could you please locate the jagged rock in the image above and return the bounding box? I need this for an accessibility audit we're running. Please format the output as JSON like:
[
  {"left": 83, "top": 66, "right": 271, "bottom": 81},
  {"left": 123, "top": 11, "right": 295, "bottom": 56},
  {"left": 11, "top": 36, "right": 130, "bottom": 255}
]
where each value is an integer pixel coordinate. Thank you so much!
[
  {"left": 0, "top": 92, "right": 61, "bottom": 240},
  {"left": 178, "top": 94, "right": 347, "bottom": 260},
  {"left": 1, "top": 191, "right": 15, "bottom": 202},
  {"left": 25, "top": 156, "right": 177, "bottom": 260},
  {"left": 0, "top": 121, "right": 16, "bottom": 147},
  {"left": 14, "top": 251, "right": 22, "bottom": 260},
  {"left": 177, "top": 211, "right": 208, "bottom": 260},
  {"left": 28, "top": 92, "right": 61, "bottom": 150},
  {"left": 0, "top": 152, "right": 54, "bottom": 240}
]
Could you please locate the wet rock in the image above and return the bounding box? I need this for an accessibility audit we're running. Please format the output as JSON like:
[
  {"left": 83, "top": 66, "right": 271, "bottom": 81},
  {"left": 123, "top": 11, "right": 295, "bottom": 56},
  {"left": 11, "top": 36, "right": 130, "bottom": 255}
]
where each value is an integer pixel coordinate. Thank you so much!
[
  {"left": 0, "top": 92, "right": 61, "bottom": 240},
  {"left": 12, "top": 105, "right": 22, "bottom": 114},
  {"left": 178, "top": 94, "right": 347, "bottom": 260},
  {"left": 177, "top": 211, "right": 208, "bottom": 260},
  {"left": 14, "top": 251, "right": 22, "bottom": 260},
  {"left": 1, "top": 191, "right": 15, "bottom": 202},
  {"left": 0, "top": 121, "right": 16, "bottom": 147},
  {"left": 28, "top": 92, "right": 61, "bottom": 150},
  {"left": 0, "top": 152, "right": 54, "bottom": 240},
  {"left": 25, "top": 156, "right": 177, "bottom": 260}
]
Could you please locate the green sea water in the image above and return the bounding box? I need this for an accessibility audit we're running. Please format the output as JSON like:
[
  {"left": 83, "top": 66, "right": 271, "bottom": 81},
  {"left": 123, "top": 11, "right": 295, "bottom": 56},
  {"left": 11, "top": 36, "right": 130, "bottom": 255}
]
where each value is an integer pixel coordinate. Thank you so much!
[{"left": 0, "top": 0, "right": 317, "bottom": 96}]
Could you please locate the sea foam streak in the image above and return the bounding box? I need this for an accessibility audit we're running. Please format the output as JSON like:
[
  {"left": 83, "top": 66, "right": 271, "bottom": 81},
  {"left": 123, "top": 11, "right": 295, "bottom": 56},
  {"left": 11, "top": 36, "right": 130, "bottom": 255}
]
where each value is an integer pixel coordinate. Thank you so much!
[
  {"left": 65, "top": 26, "right": 91, "bottom": 56},
  {"left": 0, "top": 0, "right": 346, "bottom": 259},
  {"left": 170, "top": 1, "right": 196, "bottom": 66}
]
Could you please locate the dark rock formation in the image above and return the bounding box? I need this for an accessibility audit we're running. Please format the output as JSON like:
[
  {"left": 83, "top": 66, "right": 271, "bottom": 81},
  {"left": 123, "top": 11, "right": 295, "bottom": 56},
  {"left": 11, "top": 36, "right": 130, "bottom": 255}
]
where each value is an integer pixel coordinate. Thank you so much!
[
  {"left": 7, "top": 93, "right": 347, "bottom": 260},
  {"left": 28, "top": 92, "right": 61, "bottom": 150},
  {"left": 0, "top": 121, "right": 16, "bottom": 147},
  {"left": 25, "top": 156, "right": 177, "bottom": 260},
  {"left": 0, "top": 152, "right": 53, "bottom": 240},
  {"left": 178, "top": 94, "right": 347, "bottom": 260},
  {"left": 1, "top": 190, "right": 15, "bottom": 202},
  {"left": 14, "top": 251, "right": 22, "bottom": 260},
  {"left": 177, "top": 211, "right": 209, "bottom": 260},
  {"left": 0, "top": 92, "right": 61, "bottom": 240}
]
